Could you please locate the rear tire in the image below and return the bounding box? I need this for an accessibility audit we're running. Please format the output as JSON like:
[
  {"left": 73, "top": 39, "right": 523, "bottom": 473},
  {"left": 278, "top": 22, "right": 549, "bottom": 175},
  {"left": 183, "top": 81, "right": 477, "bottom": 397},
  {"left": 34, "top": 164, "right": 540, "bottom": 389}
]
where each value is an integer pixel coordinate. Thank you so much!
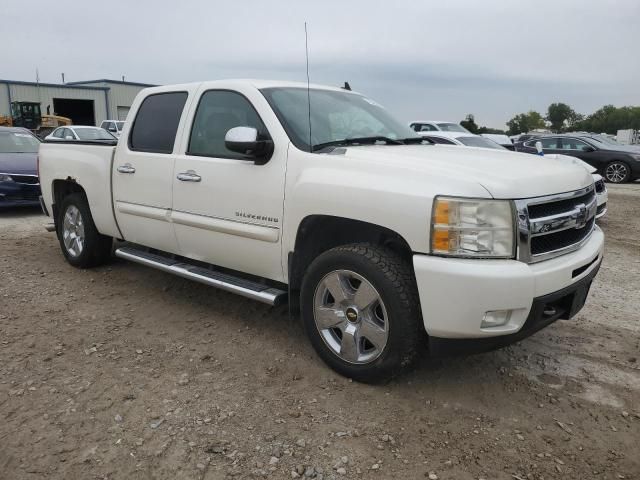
[
  {"left": 300, "top": 243, "right": 424, "bottom": 383},
  {"left": 57, "top": 193, "right": 112, "bottom": 268},
  {"left": 604, "top": 161, "right": 631, "bottom": 183}
]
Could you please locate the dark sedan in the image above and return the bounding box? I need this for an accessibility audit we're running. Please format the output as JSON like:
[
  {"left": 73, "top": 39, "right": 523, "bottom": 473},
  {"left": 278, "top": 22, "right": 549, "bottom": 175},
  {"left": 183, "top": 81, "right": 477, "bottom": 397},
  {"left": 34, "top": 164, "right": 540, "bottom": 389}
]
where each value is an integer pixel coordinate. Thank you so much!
[
  {"left": 515, "top": 134, "right": 640, "bottom": 183},
  {"left": 0, "top": 127, "right": 42, "bottom": 207}
]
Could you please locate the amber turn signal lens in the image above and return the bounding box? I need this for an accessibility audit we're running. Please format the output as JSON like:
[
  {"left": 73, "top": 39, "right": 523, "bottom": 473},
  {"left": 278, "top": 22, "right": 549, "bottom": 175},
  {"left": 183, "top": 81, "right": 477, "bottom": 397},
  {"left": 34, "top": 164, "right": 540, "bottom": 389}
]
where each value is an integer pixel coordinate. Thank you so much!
[
  {"left": 432, "top": 230, "right": 450, "bottom": 251},
  {"left": 434, "top": 200, "right": 449, "bottom": 225}
]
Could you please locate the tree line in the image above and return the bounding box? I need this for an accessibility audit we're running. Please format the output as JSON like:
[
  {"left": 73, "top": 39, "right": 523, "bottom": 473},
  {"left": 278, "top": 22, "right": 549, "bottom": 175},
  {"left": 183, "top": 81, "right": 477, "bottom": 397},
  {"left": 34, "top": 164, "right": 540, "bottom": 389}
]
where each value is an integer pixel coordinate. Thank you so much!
[{"left": 460, "top": 103, "right": 640, "bottom": 136}]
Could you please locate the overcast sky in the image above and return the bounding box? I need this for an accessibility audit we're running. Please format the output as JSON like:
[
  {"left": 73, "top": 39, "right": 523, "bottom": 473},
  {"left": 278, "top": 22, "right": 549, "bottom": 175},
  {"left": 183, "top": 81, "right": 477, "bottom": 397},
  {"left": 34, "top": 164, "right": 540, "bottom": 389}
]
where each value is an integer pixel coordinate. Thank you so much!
[{"left": 5, "top": 1, "right": 639, "bottom": 128}]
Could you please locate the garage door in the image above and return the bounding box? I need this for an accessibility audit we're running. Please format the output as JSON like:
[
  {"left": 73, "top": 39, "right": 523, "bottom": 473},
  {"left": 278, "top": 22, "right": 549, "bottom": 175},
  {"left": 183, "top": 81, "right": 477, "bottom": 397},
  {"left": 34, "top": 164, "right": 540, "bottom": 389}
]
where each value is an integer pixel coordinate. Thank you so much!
[{"left": 117, "top": 106, "right": 130, "bottom": 121}]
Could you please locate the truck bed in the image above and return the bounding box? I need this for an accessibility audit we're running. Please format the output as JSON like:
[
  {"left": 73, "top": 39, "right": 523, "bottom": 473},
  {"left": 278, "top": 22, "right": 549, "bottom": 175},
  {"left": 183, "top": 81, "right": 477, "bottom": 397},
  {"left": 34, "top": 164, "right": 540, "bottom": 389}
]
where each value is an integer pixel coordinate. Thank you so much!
[{"left": 38, "top": 141, "right": 122, "bottom": 239}]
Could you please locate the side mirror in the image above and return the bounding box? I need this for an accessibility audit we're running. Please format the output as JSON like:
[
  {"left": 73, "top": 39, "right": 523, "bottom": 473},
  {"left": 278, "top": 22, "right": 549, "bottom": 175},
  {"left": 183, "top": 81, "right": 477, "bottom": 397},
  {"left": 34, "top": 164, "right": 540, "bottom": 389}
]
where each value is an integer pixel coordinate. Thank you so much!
[
  {"left": 65, "top": 135, "right": 74, "bottom": 140},
  {"left": 225, "top": 126, "right": 274, "bottom": 164},
  {"left": 535, "top": 141, "right": 544, "bottom": 155}
]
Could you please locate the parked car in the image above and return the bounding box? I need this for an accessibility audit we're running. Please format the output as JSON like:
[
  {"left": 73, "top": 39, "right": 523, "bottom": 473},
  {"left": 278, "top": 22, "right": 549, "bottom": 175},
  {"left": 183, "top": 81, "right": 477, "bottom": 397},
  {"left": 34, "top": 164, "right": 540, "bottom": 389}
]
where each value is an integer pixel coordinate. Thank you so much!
[
  {"left": 100, "top": 120, "right": 126, "bottom": 137},
  {"left": 515, "top": 134, "right": 640, "bottom": 183},
  {"left": 45, "top": 126, "right": 117, "bottom": 142},
  {"left": 423, "top": 133, "right": 607, "bottom": 218},
  {"left": 39, "top": 80, "right": 603, "bottom": 382},
  {"left": 409, "top": 120, "right": 470, "bottom": 133},
  {"left": 0, "top": 127, "right": 41, "bottom": 207},
  {"left": 419, "top": 131, "right": 505, "bottom": 149}
]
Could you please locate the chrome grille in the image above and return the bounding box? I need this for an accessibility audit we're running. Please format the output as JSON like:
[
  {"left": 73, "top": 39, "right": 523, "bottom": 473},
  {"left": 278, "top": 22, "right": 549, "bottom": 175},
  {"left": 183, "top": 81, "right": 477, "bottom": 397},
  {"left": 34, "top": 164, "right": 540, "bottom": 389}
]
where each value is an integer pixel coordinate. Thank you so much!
[{"left": 515, "top": 185, "right": 597, "bottom": 263}]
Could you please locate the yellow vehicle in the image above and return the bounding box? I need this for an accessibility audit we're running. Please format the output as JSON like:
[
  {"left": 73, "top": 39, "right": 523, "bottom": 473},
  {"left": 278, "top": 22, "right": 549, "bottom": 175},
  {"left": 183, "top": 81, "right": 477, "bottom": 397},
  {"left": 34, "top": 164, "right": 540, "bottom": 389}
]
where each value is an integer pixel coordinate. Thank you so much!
[{"left": 0, "top": 102, "right": 71, "bottom": 137}]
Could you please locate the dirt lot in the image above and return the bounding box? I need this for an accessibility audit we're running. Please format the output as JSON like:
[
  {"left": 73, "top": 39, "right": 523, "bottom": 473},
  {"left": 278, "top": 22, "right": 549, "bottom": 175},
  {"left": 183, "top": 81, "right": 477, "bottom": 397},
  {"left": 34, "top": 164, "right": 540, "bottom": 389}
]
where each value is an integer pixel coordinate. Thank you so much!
[{"left": 1, "top": 184, "right": 639, "bottom": 480}]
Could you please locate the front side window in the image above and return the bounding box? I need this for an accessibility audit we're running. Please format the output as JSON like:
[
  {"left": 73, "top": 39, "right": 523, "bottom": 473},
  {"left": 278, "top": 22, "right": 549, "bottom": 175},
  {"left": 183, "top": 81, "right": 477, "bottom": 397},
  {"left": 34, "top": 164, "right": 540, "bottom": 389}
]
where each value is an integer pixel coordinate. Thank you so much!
[
  {"left": 53, "top": 128, "right": 65, "bottom": 138},
  {"left": 129, "top": 92, "right": 188, "bottom": 153},
  {"left": 63, "top": 128, "right": 75, "bottom": 139},
  {"left": 188, "top": 90, "right": 269, "bottom": 159},
  {"left": 261, "top": 87, "right": 415, "bottom": 152},
  {"left": 0, "top": 131, "right": 40, "bottom": 153},
  {"left": 412, "top": 123, "right": 437, "bottom": 132}
]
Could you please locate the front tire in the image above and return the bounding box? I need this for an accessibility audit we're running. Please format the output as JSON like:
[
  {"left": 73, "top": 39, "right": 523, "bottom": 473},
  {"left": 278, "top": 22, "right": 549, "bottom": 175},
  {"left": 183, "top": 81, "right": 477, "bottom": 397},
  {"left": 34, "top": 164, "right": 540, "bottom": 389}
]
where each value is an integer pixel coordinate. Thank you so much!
[
  {"left": 57, "top": 193, "right": 112, "bottom": 268},
  {"left": 300, "top": 244, "right": 424, "bottom": 383},
  {"left": 604, "top": 161, "right": 631, "bottom": 183}
]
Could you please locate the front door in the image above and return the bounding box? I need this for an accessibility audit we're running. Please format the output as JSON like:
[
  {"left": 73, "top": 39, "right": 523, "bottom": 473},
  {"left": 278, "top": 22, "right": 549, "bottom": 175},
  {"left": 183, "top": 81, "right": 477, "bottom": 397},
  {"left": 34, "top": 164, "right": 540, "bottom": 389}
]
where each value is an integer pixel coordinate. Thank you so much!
[
  {"left": 171, "top": 88, "right": 286, "bottom": 281},
  {"left": 558, "top": 137, "right": 602, "bottom": 170},
  {"left": 112, "top": 91, "right": 188, "bottom": 253}
]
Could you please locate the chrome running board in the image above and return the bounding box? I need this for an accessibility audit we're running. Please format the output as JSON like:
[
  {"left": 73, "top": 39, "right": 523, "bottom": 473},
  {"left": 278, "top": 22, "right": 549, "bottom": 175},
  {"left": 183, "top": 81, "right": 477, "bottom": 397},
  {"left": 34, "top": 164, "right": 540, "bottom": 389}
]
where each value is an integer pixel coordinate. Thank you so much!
[{"left": 115, "top": 246, "right": 287, "bottom": 306}]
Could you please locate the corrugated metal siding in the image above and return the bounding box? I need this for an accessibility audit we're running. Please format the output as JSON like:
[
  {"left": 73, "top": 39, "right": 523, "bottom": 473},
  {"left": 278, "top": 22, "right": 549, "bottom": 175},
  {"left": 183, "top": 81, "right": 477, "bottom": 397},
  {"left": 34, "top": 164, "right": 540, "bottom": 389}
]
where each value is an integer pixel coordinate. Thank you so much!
[
  {"left": 71, "top": 81, "right": 148, "bottom": 122},
  {"left": 1, "top": 80, "right": 148, "bottom": 125},
  {"left": 3, "top": 84, "right": 107, "bottom": 125},
  {"left": 107, "top": 84, "right": 146, "bottom": 122},
  {"left": 0, "top": 85, "right": 9, "bottom": 116}
]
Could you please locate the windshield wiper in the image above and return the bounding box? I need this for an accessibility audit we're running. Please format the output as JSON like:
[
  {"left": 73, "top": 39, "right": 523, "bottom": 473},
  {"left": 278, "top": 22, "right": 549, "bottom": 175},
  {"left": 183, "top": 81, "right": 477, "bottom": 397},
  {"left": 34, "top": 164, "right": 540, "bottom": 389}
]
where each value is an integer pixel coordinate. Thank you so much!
[{"left": 312, "top": 136, "right": 404, "bottom": 152}]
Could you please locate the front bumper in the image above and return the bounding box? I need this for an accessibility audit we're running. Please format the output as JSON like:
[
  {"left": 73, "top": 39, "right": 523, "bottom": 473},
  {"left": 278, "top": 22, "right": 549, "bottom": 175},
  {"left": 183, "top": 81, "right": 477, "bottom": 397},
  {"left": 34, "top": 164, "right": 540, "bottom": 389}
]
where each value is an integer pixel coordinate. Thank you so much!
[
  {"left": 413, "top": 226, "right": 604, "bottom": 343},
  {"left": 0, "top": 182, "right": 41, "bottom": 208}
]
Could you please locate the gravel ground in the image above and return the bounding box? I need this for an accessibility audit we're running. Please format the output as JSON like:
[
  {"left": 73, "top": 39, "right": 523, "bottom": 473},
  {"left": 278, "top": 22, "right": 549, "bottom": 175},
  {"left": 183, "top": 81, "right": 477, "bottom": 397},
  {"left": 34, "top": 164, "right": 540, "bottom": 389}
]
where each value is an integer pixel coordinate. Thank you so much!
[{"left": 1, "top": 184, "right": 639, "bottom": 480}]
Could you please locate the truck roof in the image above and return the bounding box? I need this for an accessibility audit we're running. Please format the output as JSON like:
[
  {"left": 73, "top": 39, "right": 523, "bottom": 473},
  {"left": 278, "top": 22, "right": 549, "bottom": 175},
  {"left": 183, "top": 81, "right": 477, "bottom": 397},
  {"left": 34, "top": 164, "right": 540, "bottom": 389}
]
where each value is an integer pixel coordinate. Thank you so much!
[{"left": 140, "top": 79, "right": 356, "bottom": 95}]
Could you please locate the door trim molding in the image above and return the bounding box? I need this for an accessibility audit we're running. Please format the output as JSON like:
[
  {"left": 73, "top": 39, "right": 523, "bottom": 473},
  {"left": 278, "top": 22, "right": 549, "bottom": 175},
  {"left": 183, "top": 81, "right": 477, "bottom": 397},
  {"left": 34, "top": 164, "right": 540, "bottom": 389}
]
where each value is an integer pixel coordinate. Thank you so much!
[
  {"left": 171, "top": 210, "right": 280, "bottom": 243},
  {"left": 115, "top": 201, "right": 170, "bottom": 222}
]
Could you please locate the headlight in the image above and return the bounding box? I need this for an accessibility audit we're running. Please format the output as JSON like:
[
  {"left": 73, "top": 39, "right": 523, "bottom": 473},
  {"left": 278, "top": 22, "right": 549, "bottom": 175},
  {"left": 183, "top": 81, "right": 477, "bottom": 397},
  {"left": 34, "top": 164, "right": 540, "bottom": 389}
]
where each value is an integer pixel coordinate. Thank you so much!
[
  {"left": 431, "top": 197, "right": 515, "bottom": 258},
  {"left": 0, "top": 174, "right": 14, "bottom": 182}
]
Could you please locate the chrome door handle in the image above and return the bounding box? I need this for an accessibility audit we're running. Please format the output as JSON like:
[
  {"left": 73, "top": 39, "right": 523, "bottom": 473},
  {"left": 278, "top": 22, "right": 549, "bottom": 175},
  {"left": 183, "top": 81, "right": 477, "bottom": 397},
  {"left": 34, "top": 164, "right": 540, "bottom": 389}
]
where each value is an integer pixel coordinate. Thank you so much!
[
  {"left": 117, "top": 163, "right": 136, "bottom": 174},
  {"left": 177, "top": 170, "right": 201, "bottom": 182}
]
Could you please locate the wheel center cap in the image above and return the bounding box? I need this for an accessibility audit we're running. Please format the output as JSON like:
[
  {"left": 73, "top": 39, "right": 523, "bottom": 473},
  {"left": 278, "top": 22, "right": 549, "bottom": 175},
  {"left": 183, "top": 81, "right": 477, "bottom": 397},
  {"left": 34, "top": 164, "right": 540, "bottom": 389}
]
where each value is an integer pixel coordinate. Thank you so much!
[{"left": 345, "top": 307, "right": 359, "bottom": 323}]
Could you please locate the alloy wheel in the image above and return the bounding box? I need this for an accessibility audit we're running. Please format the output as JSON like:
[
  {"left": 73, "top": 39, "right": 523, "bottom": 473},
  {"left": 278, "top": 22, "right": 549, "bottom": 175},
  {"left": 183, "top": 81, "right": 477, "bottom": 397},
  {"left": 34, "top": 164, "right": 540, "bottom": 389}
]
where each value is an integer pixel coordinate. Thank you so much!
[
  {"left": 313, "top": 270, "right": 389, "bottom": 364},
  {"left": 62, "top": 205, "right": 85, "bottom": 257},
  {"left": 605, "top": 163, "right": 628, "bottom": 183}
]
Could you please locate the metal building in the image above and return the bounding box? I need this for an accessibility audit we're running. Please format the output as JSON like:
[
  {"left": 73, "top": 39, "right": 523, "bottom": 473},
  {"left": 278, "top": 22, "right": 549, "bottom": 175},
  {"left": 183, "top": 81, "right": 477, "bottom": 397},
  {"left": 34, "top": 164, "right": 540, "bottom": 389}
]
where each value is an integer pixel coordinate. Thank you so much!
[{"left": 0, "top": 78, "right": 155, "bottom": 126}]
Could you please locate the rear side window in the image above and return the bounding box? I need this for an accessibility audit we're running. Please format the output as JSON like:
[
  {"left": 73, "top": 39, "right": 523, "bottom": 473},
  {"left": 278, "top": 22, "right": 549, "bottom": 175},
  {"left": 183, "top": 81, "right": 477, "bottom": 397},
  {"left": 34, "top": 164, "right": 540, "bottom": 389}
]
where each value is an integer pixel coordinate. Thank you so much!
[
  {"left": 129, "top": 92, "right": 188, "bottom": 153},
  {"left": 187, "top": 90, "right": 269, "bottom": 159}
]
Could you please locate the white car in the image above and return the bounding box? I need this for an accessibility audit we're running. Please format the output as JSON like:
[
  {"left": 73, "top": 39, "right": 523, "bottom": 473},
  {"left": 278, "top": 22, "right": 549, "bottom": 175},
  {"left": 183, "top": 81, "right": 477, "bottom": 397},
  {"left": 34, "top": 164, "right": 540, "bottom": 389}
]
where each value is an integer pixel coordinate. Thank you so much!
[
  {"left": 419, "top": 131, "right": 506, "bottom": 149},
  {"left": 480, "top": 133, "right": 515, "bottom": 150},
  {"left": 45, "top": 126, "right": 117, "bottom": 142},
  {"left": 100, "top": 120, "right": 126, "bottom": 137},
  {"left": 409, "top": 120, "right": 470, "bottom": 134},
  {"left": 421, "top": 132, "right": 607, "bottom": 218},
  {"left": 38, "top": 79, "right": 603, "bottom": 382}
]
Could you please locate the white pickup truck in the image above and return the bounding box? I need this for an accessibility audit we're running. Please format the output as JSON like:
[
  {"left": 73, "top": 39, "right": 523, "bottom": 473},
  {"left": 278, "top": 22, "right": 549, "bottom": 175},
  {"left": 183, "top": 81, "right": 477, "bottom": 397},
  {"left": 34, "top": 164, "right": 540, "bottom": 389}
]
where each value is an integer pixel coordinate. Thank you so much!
[{"left": 38, "top": 80, "right": 604, "bottom": 382}]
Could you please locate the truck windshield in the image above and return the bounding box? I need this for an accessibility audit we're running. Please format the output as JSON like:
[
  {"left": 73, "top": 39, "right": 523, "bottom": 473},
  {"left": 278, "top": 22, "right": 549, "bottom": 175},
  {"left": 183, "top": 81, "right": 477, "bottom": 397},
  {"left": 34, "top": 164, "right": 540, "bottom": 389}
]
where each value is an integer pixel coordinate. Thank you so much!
[
  {"left": 0, "top": 131, "right": 40, "bottom": 153},
  {"left": 261, "top": 87, "right": 416, "bottom": 152}
]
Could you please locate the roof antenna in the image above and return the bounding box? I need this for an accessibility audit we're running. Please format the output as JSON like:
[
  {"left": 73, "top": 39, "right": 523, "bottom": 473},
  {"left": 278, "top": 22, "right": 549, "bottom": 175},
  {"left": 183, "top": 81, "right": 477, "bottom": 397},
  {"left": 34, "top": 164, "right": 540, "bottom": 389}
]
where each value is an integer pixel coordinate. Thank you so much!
[
  {"left": 342, "top": 82, "right": 351, "bottom": 91},
  {"left": 304, "top": 22, "right": 312, "bottom": 153}
]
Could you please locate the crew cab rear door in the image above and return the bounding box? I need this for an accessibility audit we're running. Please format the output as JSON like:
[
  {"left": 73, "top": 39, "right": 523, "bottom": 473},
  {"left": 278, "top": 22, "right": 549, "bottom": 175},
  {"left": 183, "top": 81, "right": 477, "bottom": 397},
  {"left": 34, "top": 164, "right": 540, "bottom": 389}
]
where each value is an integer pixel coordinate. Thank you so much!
[
  {"left": 112, "top": 89, "right": 191, "bottom": 253},
  {"left": 170, "top": 85, "right": 287, "bottom": 282}
]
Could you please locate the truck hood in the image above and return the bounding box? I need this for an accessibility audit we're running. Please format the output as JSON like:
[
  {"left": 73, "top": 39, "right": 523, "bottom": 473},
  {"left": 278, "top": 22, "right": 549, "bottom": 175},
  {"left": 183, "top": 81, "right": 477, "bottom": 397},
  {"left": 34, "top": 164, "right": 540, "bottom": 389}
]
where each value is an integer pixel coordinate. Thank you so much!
[
  {"left": 544, "top": 154, "right": 597, "bottom": 174},
  {"left": 0, "top": 152, "right": 38, "bottom": 175},
  {"left": 333, "top": 144, "right": 593, "bottom": 199}
]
